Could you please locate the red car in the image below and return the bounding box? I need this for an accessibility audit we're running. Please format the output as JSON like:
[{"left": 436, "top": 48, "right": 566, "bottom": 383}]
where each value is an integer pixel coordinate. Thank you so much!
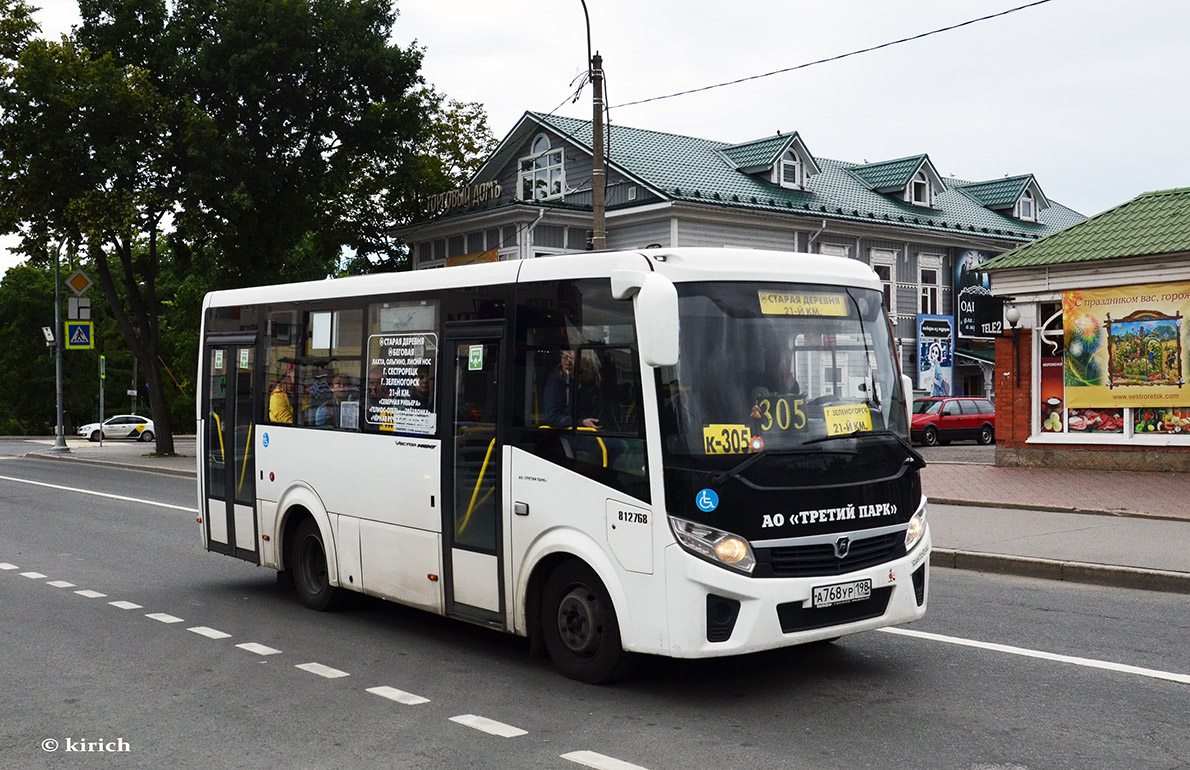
[{"left": 911, "top": 396, "right": 996, "bottom": 446}]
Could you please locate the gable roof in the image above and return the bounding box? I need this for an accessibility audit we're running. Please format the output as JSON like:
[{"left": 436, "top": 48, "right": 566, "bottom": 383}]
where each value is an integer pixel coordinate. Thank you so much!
[
  {"left": 981, "top": 187, "right": 1190, "bottom": 270},
  {"left": 717, "top": 132, "right": 821, "bottom": 176},
  {"left": 467, "top": 112, "right": 1084, "bottom": 242},
  {"left": 848, "top": 155, "right": 942, "bottom": 193},
  {"left": 958, "top": 174, "right": 1049, "bottom": 211}
]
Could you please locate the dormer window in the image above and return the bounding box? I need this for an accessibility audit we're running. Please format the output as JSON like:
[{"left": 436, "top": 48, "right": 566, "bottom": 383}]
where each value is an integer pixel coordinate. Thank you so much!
[
  {"left": 1018, "top": 189, "right": 1037, "bottom": 221},
  {"left": 774, "top": 150, "right": 803, "bottom": 190},
  {"left": 909, "top": 171, "right": 932, "bottom": 206},
  {"left": 518, "top": 134, "right": 565, "bottom": 201}
]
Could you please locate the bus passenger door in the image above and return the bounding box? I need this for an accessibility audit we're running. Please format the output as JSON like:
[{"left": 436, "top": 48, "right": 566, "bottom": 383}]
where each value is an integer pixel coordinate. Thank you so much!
[
  {"left": 443, "top": 327, "right": 505, "bottom": 625},
  {"left": 203, "top": 343, "right": 259, "bottom": 563}
]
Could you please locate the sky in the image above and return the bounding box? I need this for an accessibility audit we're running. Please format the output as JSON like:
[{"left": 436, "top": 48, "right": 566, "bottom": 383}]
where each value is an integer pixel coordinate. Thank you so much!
[{"left": 3, "top": 0, "right": 1187, "bottom": 275}]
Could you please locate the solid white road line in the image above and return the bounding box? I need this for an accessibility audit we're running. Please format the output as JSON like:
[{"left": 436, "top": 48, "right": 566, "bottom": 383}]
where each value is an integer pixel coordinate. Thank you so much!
[
  {"left": 46, "top": 580, "right": 75, "bottom": 588},
  {"left": 0, "top": 474, "right": 198, "bottom": 513},
  {"left": 109, "top": 601, "right": 143, "bottom": 610},
  {"left": 449, "top": 714, "right": 528, "bottom": 738},
  {"left": 562, "top": 750, "right": 652, "bottom": 770},
  {"left": 19, "top": 571, "right": 46, "bottom": 579},
  {"left": 188, "top": 626, "right": 231, "bottom": 639},
  {"left": 296, "top": 663, "right": 349, "bottom": 679},
  {"left": 365, "top": 686, "right": 430, "bottom": 705},
  {"left": 879, "top": 627, "right": 1190, "bottom": 685},
  {"left": 237, "top": 642, "right": 282, "bottom": 656},
  {"left": 146, "top": 613, "right": 185, "bottom": 624},
  {"left": 74, "top": 590, "right": 107, "bottom": 598}
]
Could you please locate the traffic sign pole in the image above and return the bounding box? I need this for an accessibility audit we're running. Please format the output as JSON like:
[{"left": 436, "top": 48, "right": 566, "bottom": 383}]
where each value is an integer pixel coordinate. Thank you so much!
[
  {"left": 99, "top": 355, "right": 105, "bottom": 447},
  {"left": 51, "top": 242, "right": 69, "bottom": 454}
]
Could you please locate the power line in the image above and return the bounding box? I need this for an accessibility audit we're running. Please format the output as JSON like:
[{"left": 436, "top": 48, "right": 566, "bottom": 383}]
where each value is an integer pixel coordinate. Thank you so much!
[{"left": 610, "top": 0, "right": 1055, "bottom": 110}]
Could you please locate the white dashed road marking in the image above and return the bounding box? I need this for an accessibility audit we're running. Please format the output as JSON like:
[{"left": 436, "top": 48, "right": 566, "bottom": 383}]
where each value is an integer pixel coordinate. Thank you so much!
[
  {"left": 146, "top": 613, "right": 185, "bottom": 624},
  {"left": 109, "top": 601, "right": 143, "bottom": 610},
  {"left": 0, "top": 474, "right": 198, "bottom": 512},
  {"left": 20, "top": 571, "right": 46, "bottom": 579},
  {"left": 0, "top": 563, "right": 18, "bottom": 570},
  {"left": 296, "top": 663, "right": 349, "bottom": 679},
  {"left": 879, "top": 627, "right": 1190, "bottom": 686},
  {"left": 366, "top": 686, "right": 430, "bottom": 705},
  {"left": 237, "top": 642, "right": 282, "bottom": 656},
  {"left": 449, "top": 714, "right": 528, "bottom": 738},
  {"left": 562, "top": 750, "right": 652, "bottom": 770},
  {"left": 74, "top": 590, "right": 107, "bottom": 598},
  {"left": 47, "top": 580, "right": 76, "bottom": 588},
  {"left": 188, "top": 626, "right": 231, "bottom": 639}
]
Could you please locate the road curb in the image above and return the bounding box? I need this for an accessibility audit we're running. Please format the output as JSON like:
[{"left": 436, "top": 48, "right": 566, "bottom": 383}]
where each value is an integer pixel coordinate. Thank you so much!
[
  {"left": 22, "top": 451, "right": 197, "bottom": 479},
  {"left": 931, "top": 548, "right": 1190, "bottom": 594},
  {"left": 929, "top": 496, "right": 1187, "bottom": 523}
]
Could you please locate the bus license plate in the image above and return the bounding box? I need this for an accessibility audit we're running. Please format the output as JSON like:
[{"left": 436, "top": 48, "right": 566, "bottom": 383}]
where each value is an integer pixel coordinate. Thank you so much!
[{"left": 812, "top": 578, "right": 871, "bottom": 608}]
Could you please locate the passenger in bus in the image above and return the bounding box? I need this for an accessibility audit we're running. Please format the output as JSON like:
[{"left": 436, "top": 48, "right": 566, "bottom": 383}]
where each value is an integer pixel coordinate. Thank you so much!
[
  {"left": 269, "top": 363, "right": 295, "bottom": 423},
  {"left": 544, "top": 349, "right": 603, "bottom": 429},
  {"left": 310, "top": 375, "right": 336, "bottom": 427},
  {"left": 752, "top": 344, "right": 801, "bottom": 403}
]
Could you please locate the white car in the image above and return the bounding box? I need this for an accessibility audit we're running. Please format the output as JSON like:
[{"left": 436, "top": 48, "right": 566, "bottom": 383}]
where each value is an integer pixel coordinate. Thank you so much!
[{"left": 77, "top": 414, "right": 155, "bottom": 442}]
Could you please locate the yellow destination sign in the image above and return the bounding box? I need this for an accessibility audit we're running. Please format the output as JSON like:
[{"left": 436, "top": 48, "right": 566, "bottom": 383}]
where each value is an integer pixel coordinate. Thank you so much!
[
  {"left": 758, "top": 291, "right": 847, "bottom": 316},
  {"left": 823, "top": 404, "right": 872, "bottom": 436}
]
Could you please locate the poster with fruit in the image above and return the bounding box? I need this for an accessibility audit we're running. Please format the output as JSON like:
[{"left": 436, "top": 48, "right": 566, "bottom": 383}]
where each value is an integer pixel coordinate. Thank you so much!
[{"left": 1063, "top": 282, "right": 1190, "bottom": 408}]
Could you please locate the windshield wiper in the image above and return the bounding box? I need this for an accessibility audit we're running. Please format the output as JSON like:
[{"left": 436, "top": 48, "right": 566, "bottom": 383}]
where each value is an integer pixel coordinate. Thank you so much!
[{"left": 803, "top": 429, "right": 925, "bottom": 468}]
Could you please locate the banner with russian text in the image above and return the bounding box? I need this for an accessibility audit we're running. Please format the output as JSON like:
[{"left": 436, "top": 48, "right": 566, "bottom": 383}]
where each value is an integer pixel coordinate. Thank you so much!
[{"left": 1063, "top": 281, "right": 1190, "bottom": 408}]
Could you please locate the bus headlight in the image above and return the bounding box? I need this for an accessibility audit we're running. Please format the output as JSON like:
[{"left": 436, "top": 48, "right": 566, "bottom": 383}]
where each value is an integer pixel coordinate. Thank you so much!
[
  {"left": 669, "top": 515, "right": 756, "bottom": 574},
  {"left": 904, "top": 505, "right": 927, "bottom": 552}
]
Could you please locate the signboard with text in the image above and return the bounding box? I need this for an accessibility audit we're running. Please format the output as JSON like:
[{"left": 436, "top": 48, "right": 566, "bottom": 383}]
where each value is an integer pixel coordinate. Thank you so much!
[
  {"left": 954, "top": 250, "right": 1004, "bottom": 339},
  {"left": 917, "top": 315, "right": 954, "bottom": 396}
]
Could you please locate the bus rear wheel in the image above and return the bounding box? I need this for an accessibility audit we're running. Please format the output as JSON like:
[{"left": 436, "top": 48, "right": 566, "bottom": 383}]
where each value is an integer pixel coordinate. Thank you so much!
[
  {"left": 291, "top": 518, "right": 340, "bottom": 611},
  {"left": 542, "top": 560, "right": 631, "bottom": 683}
]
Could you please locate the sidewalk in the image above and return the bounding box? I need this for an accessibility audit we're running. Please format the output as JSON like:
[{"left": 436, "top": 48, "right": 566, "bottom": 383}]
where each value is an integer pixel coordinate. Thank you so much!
[{"left": 14, "top": 438, "right": 1190, "bottom": 593}]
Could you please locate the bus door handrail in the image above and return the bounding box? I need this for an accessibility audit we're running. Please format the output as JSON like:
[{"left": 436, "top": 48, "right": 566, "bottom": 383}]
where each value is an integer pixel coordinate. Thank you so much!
[
  {"left": 237, "top": 424, "right": 253, "bottom": 496},
  {"left": 457, "top": 437, "right": 496, "bottom": 536},
  {"left": 211, "top": 411, "right": 226, "bottom": 463}
]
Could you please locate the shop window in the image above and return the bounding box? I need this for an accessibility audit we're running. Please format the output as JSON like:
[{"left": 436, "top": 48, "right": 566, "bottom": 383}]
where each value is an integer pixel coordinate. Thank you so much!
[
  {"left": 1133, "top": 407, "right": 1190, "bottom": 435},
  {"left": 1067, "top": 408, "right": 1123, "bottom": 434}
]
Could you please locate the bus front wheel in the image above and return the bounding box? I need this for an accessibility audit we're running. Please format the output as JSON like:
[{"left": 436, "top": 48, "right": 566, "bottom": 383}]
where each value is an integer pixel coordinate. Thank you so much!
[
  {"left": 291, "top": 518, "right": 340, "bottom": 611},
  {"left": 542, "top": 560, "right": 631, "bottom": 684}
]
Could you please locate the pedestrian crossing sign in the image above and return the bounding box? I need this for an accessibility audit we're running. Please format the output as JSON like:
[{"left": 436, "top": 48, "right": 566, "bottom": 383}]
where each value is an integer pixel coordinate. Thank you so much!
[{"left": 65, "top": 321, "right": 94, "bottom": 350}]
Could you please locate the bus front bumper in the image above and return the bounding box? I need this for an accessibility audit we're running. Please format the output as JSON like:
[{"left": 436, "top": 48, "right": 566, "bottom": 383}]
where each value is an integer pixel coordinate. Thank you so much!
[{"left": 657, "top": 527, "right": 931, "bottom": 658}]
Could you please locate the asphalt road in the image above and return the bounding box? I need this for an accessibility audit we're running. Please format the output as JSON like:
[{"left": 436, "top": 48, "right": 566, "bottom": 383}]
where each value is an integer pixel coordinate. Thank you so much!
[{"left": 1, "top": 454, "right": 1186, "bottom": 770}]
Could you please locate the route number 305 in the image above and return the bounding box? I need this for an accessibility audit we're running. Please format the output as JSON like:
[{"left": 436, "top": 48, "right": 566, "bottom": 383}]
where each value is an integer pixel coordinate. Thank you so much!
[{"left": 756, "top": 396, "right": 807, "bottom": 432}]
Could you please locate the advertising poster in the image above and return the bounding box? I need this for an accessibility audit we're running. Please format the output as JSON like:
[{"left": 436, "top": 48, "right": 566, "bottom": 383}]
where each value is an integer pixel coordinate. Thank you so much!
[
  {"left": 1063, "top": 281, "right": 1190, "bottom": 408},
  {"left": 917, "top": 314, "right": 954, "bottom": 396},
  {"left": 954, "top": 250, "right": 1004, "bottom": 340},
  {"left": 1039, "top": 355, "right": 1064, "bottom": 431}
]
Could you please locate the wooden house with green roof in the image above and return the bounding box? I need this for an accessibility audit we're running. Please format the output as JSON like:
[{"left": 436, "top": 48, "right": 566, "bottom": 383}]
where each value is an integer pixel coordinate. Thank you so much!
[
  {"left": 982, "top": 187, "right": 1190, "bottom": 469},
  {"left": 397, "top": 111, "right": 1084, "bottom": 396}
]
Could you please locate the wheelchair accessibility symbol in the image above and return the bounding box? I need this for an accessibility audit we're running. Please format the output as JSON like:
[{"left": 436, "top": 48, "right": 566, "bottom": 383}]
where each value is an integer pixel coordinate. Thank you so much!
[
  {"left": 262, "top": 433, "right": 270, "bottom": 448},
  {"left": 695, "top": 489, "right": 719, "bottom": 513}
]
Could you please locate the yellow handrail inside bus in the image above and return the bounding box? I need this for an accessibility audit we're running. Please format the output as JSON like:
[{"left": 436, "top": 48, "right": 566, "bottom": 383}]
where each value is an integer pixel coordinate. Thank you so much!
[
  {"left": 211, "top": 411, "right": 226, "bottom": 463},
  {"left": 538, "top": 424, "right": 607, "bottom": 468},
  {"left": 457, "top": 437, "right": 496, "bottom": 537},
  {"left": 237, "top": 424, "right": 253, "bottom": 496}
]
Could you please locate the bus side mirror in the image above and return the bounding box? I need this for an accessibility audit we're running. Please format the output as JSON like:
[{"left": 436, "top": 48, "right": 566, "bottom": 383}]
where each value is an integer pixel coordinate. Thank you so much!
[
  {"left": 611, "top": 269, "right": 679, "bottom": 368},
  {"left": 902, "top": 374, "right": 913, "bottom": 428}
]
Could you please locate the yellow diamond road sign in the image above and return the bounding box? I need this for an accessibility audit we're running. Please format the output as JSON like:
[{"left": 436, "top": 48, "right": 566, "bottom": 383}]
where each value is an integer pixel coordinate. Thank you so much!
[
  {"left": 65, "top": 321, "right": 94, "bottom": 349},
  {"left": 66, "top": 269, "right": 92, "bottom": 296}
]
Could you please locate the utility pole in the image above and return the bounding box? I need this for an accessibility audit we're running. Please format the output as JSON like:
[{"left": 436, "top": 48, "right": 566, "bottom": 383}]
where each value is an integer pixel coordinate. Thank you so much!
[{"left": 590, "top": 51, "right": 606, "bottom": 250}]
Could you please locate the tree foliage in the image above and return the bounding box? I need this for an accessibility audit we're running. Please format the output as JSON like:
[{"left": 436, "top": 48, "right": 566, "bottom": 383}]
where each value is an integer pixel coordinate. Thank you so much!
[{"left": 0, "top": 0, "right": 447, "bottom": 446}]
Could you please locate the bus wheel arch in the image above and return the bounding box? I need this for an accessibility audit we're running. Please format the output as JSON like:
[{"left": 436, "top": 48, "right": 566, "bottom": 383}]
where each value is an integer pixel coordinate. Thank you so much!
[
  {"left": 539, "top": 557, "right": 633, "bottom": 683},
  {"left": 276, "top": 498, "right": 341, "bottom": 611}
]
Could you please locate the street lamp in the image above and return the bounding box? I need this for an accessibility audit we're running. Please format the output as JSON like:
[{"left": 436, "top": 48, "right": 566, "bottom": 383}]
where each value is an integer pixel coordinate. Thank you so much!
[{"left": 578, "top": 0, "right": 606, "bottom": 250}]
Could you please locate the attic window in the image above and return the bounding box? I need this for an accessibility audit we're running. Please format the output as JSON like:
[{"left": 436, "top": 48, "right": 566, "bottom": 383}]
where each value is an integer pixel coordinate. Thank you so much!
[
  {"left": 909, "top": 171, "right": 932, "bottom": 206},
  {"left": 773, "top": 150, "right": 803, "bottom": 190},
  {"left": 518, "top": 134, "right": 565, "bottom": 201},
  {"left": 1017, "top": 189, "right": 1037, "bottom": 221}
]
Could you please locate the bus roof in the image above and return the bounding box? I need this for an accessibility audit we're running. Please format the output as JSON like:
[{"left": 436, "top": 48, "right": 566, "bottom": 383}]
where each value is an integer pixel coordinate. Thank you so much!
[{"left": 201, "top": 248, "right": 881, "bottom": 308}]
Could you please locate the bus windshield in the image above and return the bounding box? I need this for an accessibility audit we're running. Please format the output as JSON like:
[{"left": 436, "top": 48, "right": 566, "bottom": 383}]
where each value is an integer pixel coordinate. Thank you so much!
[{"left": 658, "top": 281, "right": 908, "bottom": 459}]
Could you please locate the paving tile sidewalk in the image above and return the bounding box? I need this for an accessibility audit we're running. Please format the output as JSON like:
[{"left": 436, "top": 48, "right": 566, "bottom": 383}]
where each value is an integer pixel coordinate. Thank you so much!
[{"left": 922, "top": 462, "right": 1190, "bottom": 522}]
